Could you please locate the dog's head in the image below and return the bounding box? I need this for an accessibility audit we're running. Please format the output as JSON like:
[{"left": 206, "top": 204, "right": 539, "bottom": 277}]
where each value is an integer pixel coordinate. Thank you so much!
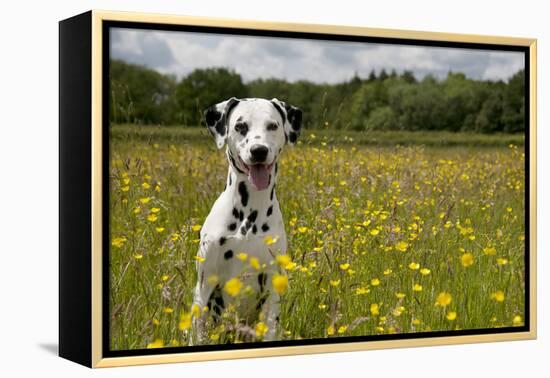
[{"left": 204, "top": 98, "right": 302, "bottom": 191}]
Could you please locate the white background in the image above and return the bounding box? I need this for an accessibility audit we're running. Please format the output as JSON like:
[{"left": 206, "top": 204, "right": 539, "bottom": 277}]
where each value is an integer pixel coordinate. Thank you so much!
[{"left": 0, "top": 0, "right": 547, "bottom": 376}]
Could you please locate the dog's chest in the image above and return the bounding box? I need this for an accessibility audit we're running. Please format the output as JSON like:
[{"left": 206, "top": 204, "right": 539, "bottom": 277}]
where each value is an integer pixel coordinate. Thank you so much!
[{"left": 201, "top": 189, "right": 287, "bottom": 276}]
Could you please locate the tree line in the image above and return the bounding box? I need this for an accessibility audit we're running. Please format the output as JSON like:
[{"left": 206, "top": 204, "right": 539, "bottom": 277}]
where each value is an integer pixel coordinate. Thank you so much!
[{"left": 110, "top": 59, "right": 525, "bottom": 133}]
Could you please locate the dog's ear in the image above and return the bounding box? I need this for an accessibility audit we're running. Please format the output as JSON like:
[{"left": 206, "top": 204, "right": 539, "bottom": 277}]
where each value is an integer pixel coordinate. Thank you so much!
[
  {"left": 271, "top": 98, "right": 303, "bottom": 145},
  {"left": 204, "top": 97, "right": 240, "bottom": 149}
]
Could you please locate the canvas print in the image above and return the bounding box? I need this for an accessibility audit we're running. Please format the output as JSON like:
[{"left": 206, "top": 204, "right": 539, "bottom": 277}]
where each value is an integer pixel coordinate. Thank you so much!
[{"left": 107, "top": 26, "right": 527, "bottom": 352}]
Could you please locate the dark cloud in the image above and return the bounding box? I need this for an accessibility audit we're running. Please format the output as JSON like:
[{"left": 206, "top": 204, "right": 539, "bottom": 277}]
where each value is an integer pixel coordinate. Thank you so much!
[{"left": 110, "top": 28, "right": 524, "bottom": 83}]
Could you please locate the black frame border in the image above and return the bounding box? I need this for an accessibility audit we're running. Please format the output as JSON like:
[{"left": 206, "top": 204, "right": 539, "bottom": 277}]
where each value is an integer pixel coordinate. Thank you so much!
[{"left": 101, "top": 20, "right": 531, "bottom": 359}]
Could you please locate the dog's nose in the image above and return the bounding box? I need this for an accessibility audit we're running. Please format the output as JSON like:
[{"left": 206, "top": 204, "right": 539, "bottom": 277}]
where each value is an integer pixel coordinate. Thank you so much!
[{"left": 250, "top": 144, "right": 269, "bottom": 163}]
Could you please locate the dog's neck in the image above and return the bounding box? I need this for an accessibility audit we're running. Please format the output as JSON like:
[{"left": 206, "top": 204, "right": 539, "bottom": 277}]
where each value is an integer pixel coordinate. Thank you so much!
[{"left": 224, "top": 149, "right": 278, "bottom": 211}]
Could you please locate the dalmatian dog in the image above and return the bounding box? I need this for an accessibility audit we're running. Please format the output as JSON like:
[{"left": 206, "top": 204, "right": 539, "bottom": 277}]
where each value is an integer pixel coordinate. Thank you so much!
[{"left": 191, "top": 97, "right": 302, "bottom": 344}]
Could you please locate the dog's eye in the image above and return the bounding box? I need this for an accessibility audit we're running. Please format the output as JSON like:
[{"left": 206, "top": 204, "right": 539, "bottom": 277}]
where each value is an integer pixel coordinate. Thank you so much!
[
  {"left": 267, "top": 123, "right": 278, "bottom": 131},
  {"left": 235, "top": 122, "right": 248, "bottom": 135}
]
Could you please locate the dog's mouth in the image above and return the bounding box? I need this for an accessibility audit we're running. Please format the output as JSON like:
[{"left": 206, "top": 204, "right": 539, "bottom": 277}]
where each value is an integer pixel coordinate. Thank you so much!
[{"left": 238, "top": 156, "right": 275, "bottom": 191}]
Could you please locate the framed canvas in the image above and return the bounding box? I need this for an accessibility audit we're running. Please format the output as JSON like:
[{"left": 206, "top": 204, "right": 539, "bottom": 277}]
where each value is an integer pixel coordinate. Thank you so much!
[{"left": 59, "top": 10, "right": 537, "bottom": 368}]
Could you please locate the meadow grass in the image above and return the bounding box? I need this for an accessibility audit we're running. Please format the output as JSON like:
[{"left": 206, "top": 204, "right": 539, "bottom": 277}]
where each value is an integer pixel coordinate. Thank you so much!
[{"left": 109, "top": 124, "right": 525, "bottom": 350}]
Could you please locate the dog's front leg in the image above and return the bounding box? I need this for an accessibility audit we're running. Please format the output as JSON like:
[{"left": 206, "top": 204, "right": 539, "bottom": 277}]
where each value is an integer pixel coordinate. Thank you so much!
[
  {"left": 190, "top": 281, "right": 211, "bottom": 346},
  {"left": 262, "top": 291, "right": 281, "bottom": 342}
]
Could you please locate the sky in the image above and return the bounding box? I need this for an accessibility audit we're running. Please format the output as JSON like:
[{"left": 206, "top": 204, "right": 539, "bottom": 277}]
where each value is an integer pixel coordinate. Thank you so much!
[{"left": 110, "top": 27, "right": 524, "bottom": 84}]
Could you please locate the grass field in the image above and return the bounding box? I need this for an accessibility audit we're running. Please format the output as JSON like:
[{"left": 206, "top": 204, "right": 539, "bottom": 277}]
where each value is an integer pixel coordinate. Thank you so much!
[{"left": 109, "top": 125, "right": 525, "bottom": 350}]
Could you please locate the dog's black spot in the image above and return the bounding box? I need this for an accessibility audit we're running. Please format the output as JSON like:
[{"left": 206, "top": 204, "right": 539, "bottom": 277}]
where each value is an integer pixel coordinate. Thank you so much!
[
  {"left": 248, "top": 210, "right": 258, "bottom": 223},
  {"left": 228, "top": 153, "right": 245, "bottom": 174},
  {"left": 238, "top": 181, "right": 249, "bottom": 207},
  {"left": 271, "top": 101, "right": 287, "bottom": 124},
  {"left": 208, "top": 285, "right": 225, "bottom": 317},
  {"left": 219, "top": 237, "right": 226, "bottom": 246},
  {"left": 245, "top": 138, "right": 249, "bottom": 143},
  {"left": 205, "top": 108, "right": 221, "bottom": 126},
  {"left": 258, "top": 273, "right": 267, "bottom": 291},
  {"left": 256, "top": 273, "right": 268, "bottom": 309},
  {"left": 285, "top": 104, "right": 303, "bottom": 132},
  {"left": 239, "top": 210, "right": 244, "bottom": 221},
  {"left": 228, "top": 174, "right": 232, "bottom": 186},
  {"left": 275, "top": 163, "right": 278, "bottom": 174},
  {"left": 267, "top": 205, "right": 273, "bottom": 217},
  {"left": 289, "top": 131, "right": 298, "bottom": 144},
  {"left": 232, "top": 207, "right": 240, "bottom": 219},
  {"left": 228, "top": 223, "right": 237, "bottom": 231},
  {"left": 276, "top": 316, "right": 280, "bottom": 322},
  {"left": 224, "top": 250, "right": 234, "bottom": 259},
  {"left": 235, "top": 122, "right": 249, "bottom": 137},
  {"left": 262, "top": 223, "right": 270, "bottom": 232},
  {"left": 284, "top": 133, "right": 288, "bottom": 143},
  {"left": 270, "top": 185, "right": 275, "bottom": 201},
  {"left": 253, "top": 224, "right": 257, "bottom": 234},
  {"left": 245, "top": 220, "right": 252, "bottom": 229},
  {"left": 240, "top": 226, "right": 247, "bottom": 235}
]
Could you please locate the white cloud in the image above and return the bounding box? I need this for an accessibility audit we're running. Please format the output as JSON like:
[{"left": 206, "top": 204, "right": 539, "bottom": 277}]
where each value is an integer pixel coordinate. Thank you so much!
[{"left": 111, "top": 28, "right": 524, "bottom": 83}]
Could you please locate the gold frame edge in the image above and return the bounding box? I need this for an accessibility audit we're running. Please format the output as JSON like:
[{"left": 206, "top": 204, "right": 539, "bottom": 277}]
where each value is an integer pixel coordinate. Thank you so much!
[{"left": 89, "top": 9, "right": 537, "bottom": 368}]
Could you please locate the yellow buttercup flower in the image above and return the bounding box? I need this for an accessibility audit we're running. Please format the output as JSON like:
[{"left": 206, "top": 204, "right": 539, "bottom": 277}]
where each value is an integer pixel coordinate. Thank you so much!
[
  {"left": 370, "top": 303, "right": 380, "bottom": 316},
  {"left": 255, "top": 322, "right": 269, "bottom": 337},
  {"left": 191, "top": 224, "right": 202, "bottom": 232},
  {"left": 327, "top": 325, "right": 335, "bottom": 336},
  {"left": 446, "top": 311, "right": 457, "bottom": 321},
  {"left": 413, "top": 284, "right": 423, "bottom": 292},
  {"left": 491, "top": 290, "right": 505, "bottom": 302},
  {"left": 420, "top": 268, "right": 431, "bottom": 275},
  {"left": 513, "top": 315, "right": 523, "bottom": 325},
  {"left": 408, "top": 262, "right": 420, "bottom": 270},
  {"left": 329, "top": 279, "right": 341, "bottom": 287},
  {"left": 337, "top": 325, "right": 348, "bottom": 334},
  {"left": 139, "top": 197, "right": 151, "bottom": 204},
  {"left": 264, "top": 235, "right": 279, "bottom": 245},
  {"left": 272, "top": 274, "right": 288, "bottom": 295},
  {"left": 461, "top": 253, "right": 474, "bottom": 267},
  {"left": 370, "top": 229, "right": 380, "bottom": 236},
  {"left": 435, "top": 292, "right": 452, "bottom": 307},
  {"left": 191, "top": 304, "right": 201, "bottom": 318},
  {"left": 147, "top": 339, "right": 164, "bottom": 349},
  {"left": 395, "top": 241, "right": 408, "bottom": 252},
  {"left": 147, "top": 214, "right": 158, "bottom": 222},
  {"left": 237, "top": 252, "right": 248, "bottom": 261},
  {"left": 249, "top": 257, "right": 260, "bottom": 270},
  {"left": 111, "top": 237, "right": 127, "bottom": 248},
  {"left": 224, "top": 278, "right": 243, "bottom": 297},
  {"left": 483, "top": 246, "right": 497, "bottom": 255},
  {"left": 339, "top": 263, "right": 350, "bottom": 270},
  {"left": 163, "top": 307, "right": 173, "bottom": 314},
  {"left": 297, "top": 226, "right": 308, "bottom": 233},
  {"left": 497, "top": 258, "right": 508, "bottom": 266},
  {"left": 371, "top": 278, "right": 380, "bottom": 286},
  {"left": 179, "top": 312, "right": 192, "bottom": 330}
]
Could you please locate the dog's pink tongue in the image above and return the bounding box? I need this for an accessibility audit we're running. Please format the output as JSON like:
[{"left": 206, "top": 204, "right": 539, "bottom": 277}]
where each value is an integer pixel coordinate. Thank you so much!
[{"left": 248, "top": 164, "right": 270, "bottom": 191}]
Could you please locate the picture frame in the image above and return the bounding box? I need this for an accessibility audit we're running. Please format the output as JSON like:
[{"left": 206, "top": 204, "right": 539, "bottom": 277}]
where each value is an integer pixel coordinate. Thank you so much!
[{"left": 59, "top": 10, "right": 537, "bottom": 368}]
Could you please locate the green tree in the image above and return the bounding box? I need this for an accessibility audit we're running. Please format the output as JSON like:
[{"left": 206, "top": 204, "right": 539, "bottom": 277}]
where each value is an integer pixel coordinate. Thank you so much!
[
  {"left": 174, "top": 67, "right": 248, "bottom": 126},
  {"left": 110, "top": 60, "right": 177, "bottom": 124}
]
